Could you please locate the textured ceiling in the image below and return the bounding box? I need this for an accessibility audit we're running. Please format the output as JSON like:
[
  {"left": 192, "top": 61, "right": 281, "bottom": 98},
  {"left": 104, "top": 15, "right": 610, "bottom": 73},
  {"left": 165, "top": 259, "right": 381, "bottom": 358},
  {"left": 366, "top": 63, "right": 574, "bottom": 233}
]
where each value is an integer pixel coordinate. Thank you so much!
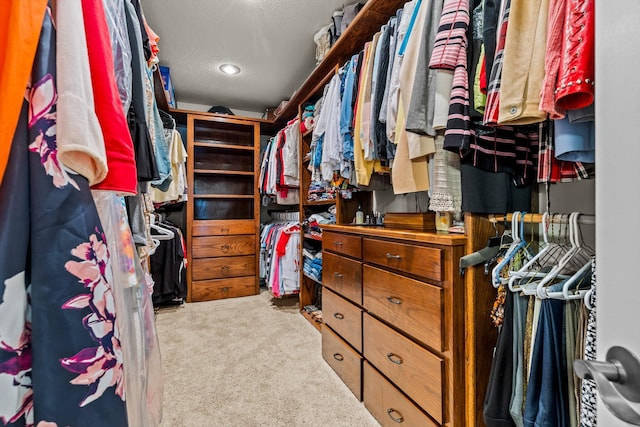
[{"left": 142, "top": 0, "right": 353, "bottom": 113}]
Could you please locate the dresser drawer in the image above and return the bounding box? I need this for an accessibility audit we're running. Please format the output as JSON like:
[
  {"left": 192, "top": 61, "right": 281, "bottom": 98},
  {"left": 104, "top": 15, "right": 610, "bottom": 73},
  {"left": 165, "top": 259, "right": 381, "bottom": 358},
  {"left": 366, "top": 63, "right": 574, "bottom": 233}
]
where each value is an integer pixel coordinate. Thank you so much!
[
  {"left": 192, "top": 256, "right": 255, "bottom": 280},
  {"left": 363, "top": 239, "right": 442, "bottom": 281},
  {"left": 192, "top": 235, "right": 255, "bottom": 258},
  {"left": 192, "top": 219, "right": 255, "bottom": 236},
  {"left": 363, "top": 265, "right": 444, "bottom": 351},
  {"left": 323, "top": 252, "right": 362, "bottom": 305},
  {"left": 363, "top": 362, "right": 438, "bottom": 427},
  {"left": 323, "top": 288, "right": 363, "bottom": 352},
  {"left": 323, "top": 231, "right": 362, "bottom": 259},
  {"left": 363, "top": 314, "right": 443, "bottom": 424},
  {"left": 190, "top": 276, "right": 256, "bottom": 301},
  {"left": 322, "top": 326, "right": 362, "bottom": 400}
]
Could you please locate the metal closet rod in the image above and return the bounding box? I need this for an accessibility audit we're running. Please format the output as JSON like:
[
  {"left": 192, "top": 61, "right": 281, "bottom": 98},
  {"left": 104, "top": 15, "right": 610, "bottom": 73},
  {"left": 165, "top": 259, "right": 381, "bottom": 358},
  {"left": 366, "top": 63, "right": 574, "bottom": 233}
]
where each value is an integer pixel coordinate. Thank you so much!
[{"left": 488, "top": 212, "right": 596, "bottom": 225}]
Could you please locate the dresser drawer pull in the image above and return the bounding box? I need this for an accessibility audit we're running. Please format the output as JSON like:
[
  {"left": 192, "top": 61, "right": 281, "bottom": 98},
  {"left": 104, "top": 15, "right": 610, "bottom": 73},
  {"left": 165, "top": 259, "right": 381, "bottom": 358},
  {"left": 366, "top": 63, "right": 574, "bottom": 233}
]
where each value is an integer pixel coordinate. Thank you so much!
[
  {"left": 334, "top": 241, "right": 343, "bottom": 246},
  {"left": 221, "top": 244, "right": 230, "bottom": 253},
  {"left": 333, "top": 312, "right": 345, "bottom": 320},
  {"left": 333, "top": 353, "right": 344, "bottom": 362},
  {"left": 221, "top": 265, "right": 229, "bottom": 275},
  {"left": 387, "top": 408, "right": 405, "bottom": 423},
  {"left": 386, "top": 353, "right": 404, "bottom": 365},
  {"left": 386, "top": 296, "right": 402, "bottom": 305},
  {"left": 386, "top": 253, "right": 402, "bottom": 260},
  {"left": 333, "top": 272, "right": 343, "bottom": 278},
  {"left": 220, "top": 228, "right": 230, "bottom": 234}
]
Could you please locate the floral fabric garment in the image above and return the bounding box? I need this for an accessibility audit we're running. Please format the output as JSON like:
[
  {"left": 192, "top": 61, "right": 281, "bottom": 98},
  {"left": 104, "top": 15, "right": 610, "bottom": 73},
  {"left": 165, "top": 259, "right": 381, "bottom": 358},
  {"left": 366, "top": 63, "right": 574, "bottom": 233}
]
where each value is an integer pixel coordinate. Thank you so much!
[{"left": 0, "top": 8, "right": 128, "bottom": 427}]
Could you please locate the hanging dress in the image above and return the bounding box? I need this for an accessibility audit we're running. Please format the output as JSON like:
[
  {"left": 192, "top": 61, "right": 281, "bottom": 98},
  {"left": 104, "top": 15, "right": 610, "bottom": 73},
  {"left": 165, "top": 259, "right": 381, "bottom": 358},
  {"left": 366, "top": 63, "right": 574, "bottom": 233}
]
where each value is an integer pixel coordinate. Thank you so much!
[{"left": 0, "top": 7, "right": 129, "bottom": 426}]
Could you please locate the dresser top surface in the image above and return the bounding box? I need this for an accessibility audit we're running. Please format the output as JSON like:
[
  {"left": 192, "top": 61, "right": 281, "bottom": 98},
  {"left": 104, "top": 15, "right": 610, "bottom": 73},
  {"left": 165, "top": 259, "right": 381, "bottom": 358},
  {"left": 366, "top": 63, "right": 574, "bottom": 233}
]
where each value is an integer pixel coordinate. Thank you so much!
[{"left": 321, "top": 224, "right": 467, "bottom": 247}]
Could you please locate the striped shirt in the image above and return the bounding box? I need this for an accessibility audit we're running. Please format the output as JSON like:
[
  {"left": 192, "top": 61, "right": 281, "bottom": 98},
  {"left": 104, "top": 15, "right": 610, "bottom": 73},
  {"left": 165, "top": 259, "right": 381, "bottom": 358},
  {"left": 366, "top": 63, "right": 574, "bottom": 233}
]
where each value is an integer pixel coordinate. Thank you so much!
[{"left": 430, "top": 0, "right": 472, "bottom": 154}]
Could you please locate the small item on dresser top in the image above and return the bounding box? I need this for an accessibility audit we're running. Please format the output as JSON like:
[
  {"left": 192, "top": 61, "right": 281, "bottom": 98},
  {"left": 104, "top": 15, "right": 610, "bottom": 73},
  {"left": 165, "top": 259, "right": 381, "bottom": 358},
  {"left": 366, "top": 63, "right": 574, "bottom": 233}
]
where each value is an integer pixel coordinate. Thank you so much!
[
  {"left": 355, "top": 205, "right": 364, "bottom": 224},
  {"left": 435, "top": 211, "right": 452, "bottom": 231},
  {"left": 384, "top": 212, "right": 436, "bottom": 231}
]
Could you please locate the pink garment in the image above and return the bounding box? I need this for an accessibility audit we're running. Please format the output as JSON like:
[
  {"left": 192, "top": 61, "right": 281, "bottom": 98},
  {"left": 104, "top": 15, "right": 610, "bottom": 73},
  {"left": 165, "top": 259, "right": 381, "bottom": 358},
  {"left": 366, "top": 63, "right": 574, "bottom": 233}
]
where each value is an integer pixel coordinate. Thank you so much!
[
  {"left": 143, "top": 16, "right": 160, "bottom": 63},
  {"left": 539, "top": 0, "right": 567, "bottom": 119}
]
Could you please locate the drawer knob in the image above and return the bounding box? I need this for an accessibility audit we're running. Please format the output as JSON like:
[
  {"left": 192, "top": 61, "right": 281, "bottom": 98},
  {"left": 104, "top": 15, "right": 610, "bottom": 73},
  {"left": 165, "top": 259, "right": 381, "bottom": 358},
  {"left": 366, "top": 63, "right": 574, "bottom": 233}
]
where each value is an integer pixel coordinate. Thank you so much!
[
  {"left": 334, "top": 241, "right": 343, "bottom": 246},
  {"left": 333, "top": 312, "right": 345, "bottom": 320},
  {"left": 333, "top": 272, "right": 343, "bottom": 278},
  {"left": 333, "top": 353, "right": 344, "bottom": 362},
  {"left": 221, "top": 244, "right": 230, "bottom": 253},
  {"left": 386, "top": 253, "right": 402, "bottom": 260},
  {"left": 387, "top": 408, "right": 405, "bottom": 423},
  {"left": 386, "top": 353, "right": 404, "bottom": 365},
  {"left": 221, "top": 228, "right": 230, "bottom": 234},
  {"left": 386, "top": 296, "right": 402, "bottom": 305}
]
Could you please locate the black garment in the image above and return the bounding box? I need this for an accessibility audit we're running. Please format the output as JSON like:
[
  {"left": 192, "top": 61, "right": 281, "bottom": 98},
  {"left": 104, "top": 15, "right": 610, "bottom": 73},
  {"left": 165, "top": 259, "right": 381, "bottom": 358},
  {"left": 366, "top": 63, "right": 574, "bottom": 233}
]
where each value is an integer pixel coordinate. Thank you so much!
[
  {"left": 131, "top": 0, "right": 151, "bottom": 61},
  {"left": 484, "top": 291, "right": 517, "bottom": 427},
  {"left": 460, "top": 164, "right": 532, "bottom": 214},
  {"left": 483, "top": 0, "right": 500, "bottom": 85},
  {"left": 371, "top": 23, "right": 391, "bottom": 163},
  {"left": 125, "top": 0, "right": 159, "bottom": 181},
  {"left": 150, "top": 223, "right": 186, "bottom": 305},
  {"left": 468, "top": 0, "right": 484, "bottom": 119}
]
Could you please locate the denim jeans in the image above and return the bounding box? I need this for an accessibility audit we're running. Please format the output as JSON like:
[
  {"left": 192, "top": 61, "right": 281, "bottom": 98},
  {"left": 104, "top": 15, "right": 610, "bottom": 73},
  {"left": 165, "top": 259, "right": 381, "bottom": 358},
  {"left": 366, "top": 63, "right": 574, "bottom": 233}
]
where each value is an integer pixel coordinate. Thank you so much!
[{"left": 523, "top": 286, "right": 569, "bottom": 427}]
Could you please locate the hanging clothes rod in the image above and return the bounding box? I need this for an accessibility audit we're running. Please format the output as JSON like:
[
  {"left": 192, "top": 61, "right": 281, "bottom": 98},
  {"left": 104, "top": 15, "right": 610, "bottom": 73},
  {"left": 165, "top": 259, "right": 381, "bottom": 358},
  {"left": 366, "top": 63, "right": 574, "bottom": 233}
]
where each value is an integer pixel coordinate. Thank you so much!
[{"left": 489, "top": 213, "right": 596, "bottom": 225}]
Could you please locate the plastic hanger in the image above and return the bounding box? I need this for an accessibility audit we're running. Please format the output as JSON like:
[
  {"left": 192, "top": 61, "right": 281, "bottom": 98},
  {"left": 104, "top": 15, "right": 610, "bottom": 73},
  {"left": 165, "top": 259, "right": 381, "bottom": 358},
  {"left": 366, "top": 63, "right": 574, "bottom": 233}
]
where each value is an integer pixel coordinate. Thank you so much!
[
  {"left": 584, "top": 286, "right": 595, "bottom": 311},
  {"left": 535, "top": 212, "right": 586, "bottom": 298},
  {"left": 159, "top": 109, "right": 176, "bottom": 130},
  {"left": 519, "top": 213, "right": 574, "bottom": 296},
  {"left": 508, "top": 212, "right": 570, "bottom": 292},
  {"left": 492, "top": 212, "right": 527, "bottom": 288},
  {"left": 150, "top": 214, "right": 175, "bottom": 241},
  {"left": 558, "top": 259, "right": 593, "bottom": 300}
]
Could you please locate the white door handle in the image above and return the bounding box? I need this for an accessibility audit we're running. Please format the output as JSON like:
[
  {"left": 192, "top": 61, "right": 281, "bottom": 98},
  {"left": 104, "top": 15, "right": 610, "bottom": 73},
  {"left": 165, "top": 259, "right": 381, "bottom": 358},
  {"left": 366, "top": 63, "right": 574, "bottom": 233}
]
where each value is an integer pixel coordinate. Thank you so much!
[{"left": 574, "top": 346, "right": 640, "bottom": 425}]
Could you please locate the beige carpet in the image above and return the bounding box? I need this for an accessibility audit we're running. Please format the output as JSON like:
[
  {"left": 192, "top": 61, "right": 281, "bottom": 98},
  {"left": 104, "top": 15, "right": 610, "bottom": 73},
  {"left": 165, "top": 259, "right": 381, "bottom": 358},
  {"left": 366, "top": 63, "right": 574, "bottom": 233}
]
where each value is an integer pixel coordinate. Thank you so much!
[{"left": 155, "top": 290, "right": 380, "bottom": 427}]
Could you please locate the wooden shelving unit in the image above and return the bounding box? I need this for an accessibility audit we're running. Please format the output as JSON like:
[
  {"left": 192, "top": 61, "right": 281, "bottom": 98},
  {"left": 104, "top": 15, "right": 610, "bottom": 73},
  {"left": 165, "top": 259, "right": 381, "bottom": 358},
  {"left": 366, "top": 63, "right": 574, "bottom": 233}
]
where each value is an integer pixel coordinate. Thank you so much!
[{"left": 186, "top": 115, "right": 261, "bottom": 302}]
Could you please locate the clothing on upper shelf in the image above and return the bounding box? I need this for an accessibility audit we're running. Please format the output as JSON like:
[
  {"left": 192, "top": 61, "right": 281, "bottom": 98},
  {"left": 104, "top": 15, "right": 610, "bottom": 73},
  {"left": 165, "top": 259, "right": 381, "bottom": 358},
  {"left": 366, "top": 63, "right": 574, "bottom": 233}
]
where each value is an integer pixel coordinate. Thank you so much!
[{"left": 259, "top": 118, "right": 300, "bottom": 205}]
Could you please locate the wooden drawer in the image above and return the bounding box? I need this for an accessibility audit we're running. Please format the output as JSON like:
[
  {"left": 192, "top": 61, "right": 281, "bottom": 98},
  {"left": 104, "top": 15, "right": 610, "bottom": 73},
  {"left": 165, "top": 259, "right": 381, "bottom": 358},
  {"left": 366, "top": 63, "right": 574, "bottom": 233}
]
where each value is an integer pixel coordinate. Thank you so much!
[
  {"left": 323, "top": 288, "right": 363, "bottom": 352},
  {"left": 323, "top": 252, "right": 362, "bottom": 305},
  {"left": 192, "top": 256, "right": 255, "bottom": 281},
  {"left": 192, "top": 235, "right": 255, "bottom": 258},
  {"left": 322, "top": 325, "right": 362, "bottom": 400},
  {"left": 191, "top": 276, "right": 257, "bottom": 301},
  {"left": 363, "top": 239, "right": 442, "bottom": 281},
  {"left": 363, "top": 265, "right": 444, "bottom": 351},
  {"left": 192, "top": 219, "right": 255, "bottom": 236},
  {"left": 323, "top": 231, "right": 362, "bottom": 259},
  {"left": 363, "top": 362, "right": 438, "bottom": 427},
  {"left": 363, "top": 314, "right": 443, "bottom": 424}
]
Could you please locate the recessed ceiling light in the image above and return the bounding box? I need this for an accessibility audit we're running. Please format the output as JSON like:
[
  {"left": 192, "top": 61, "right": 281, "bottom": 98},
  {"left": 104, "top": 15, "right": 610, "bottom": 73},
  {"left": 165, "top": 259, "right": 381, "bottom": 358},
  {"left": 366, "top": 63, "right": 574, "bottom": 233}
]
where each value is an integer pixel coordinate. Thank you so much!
[{"left": 219, "top": 64, "right": 241, "bottom": 75}]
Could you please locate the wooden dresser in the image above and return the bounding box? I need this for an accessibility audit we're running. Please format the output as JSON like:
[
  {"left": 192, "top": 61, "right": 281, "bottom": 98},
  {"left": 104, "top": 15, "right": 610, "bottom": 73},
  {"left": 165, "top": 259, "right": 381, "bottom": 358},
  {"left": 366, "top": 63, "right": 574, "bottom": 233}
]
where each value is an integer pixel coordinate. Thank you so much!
[{"left": 320, "top": 224, "right": 495, "bottom": 427}]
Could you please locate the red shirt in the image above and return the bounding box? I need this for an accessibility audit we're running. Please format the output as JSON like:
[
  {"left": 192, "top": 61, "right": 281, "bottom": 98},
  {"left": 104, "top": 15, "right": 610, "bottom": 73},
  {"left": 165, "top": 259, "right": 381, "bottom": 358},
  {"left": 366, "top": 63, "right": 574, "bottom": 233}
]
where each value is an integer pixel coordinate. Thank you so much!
[{"left": 83, "top": 0, "right": 138, "bottom": 195}]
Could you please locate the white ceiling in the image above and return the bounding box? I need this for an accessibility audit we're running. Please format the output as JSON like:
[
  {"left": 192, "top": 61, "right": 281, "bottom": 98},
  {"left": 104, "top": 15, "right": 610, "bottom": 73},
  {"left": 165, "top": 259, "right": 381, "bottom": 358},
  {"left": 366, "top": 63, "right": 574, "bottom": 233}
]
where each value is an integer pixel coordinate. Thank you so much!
[{"left": 142, "top": 0, "right": 355, "bottom": 114}]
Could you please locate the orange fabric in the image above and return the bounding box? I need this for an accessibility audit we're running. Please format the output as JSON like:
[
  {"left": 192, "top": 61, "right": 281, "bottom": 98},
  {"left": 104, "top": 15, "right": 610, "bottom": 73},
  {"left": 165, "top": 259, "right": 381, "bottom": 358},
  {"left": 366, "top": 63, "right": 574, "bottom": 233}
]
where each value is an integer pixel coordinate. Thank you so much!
[{"left": 0, "top": 0, "right": 49, "bottom": 185}]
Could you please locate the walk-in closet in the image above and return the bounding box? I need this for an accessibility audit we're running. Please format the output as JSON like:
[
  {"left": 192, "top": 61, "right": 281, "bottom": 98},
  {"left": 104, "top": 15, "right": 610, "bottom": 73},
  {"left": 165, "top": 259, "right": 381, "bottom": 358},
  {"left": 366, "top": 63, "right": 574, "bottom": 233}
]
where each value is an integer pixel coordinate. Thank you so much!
[{"left": 1, "top": 0, "right": 638, "bottom": 426}]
